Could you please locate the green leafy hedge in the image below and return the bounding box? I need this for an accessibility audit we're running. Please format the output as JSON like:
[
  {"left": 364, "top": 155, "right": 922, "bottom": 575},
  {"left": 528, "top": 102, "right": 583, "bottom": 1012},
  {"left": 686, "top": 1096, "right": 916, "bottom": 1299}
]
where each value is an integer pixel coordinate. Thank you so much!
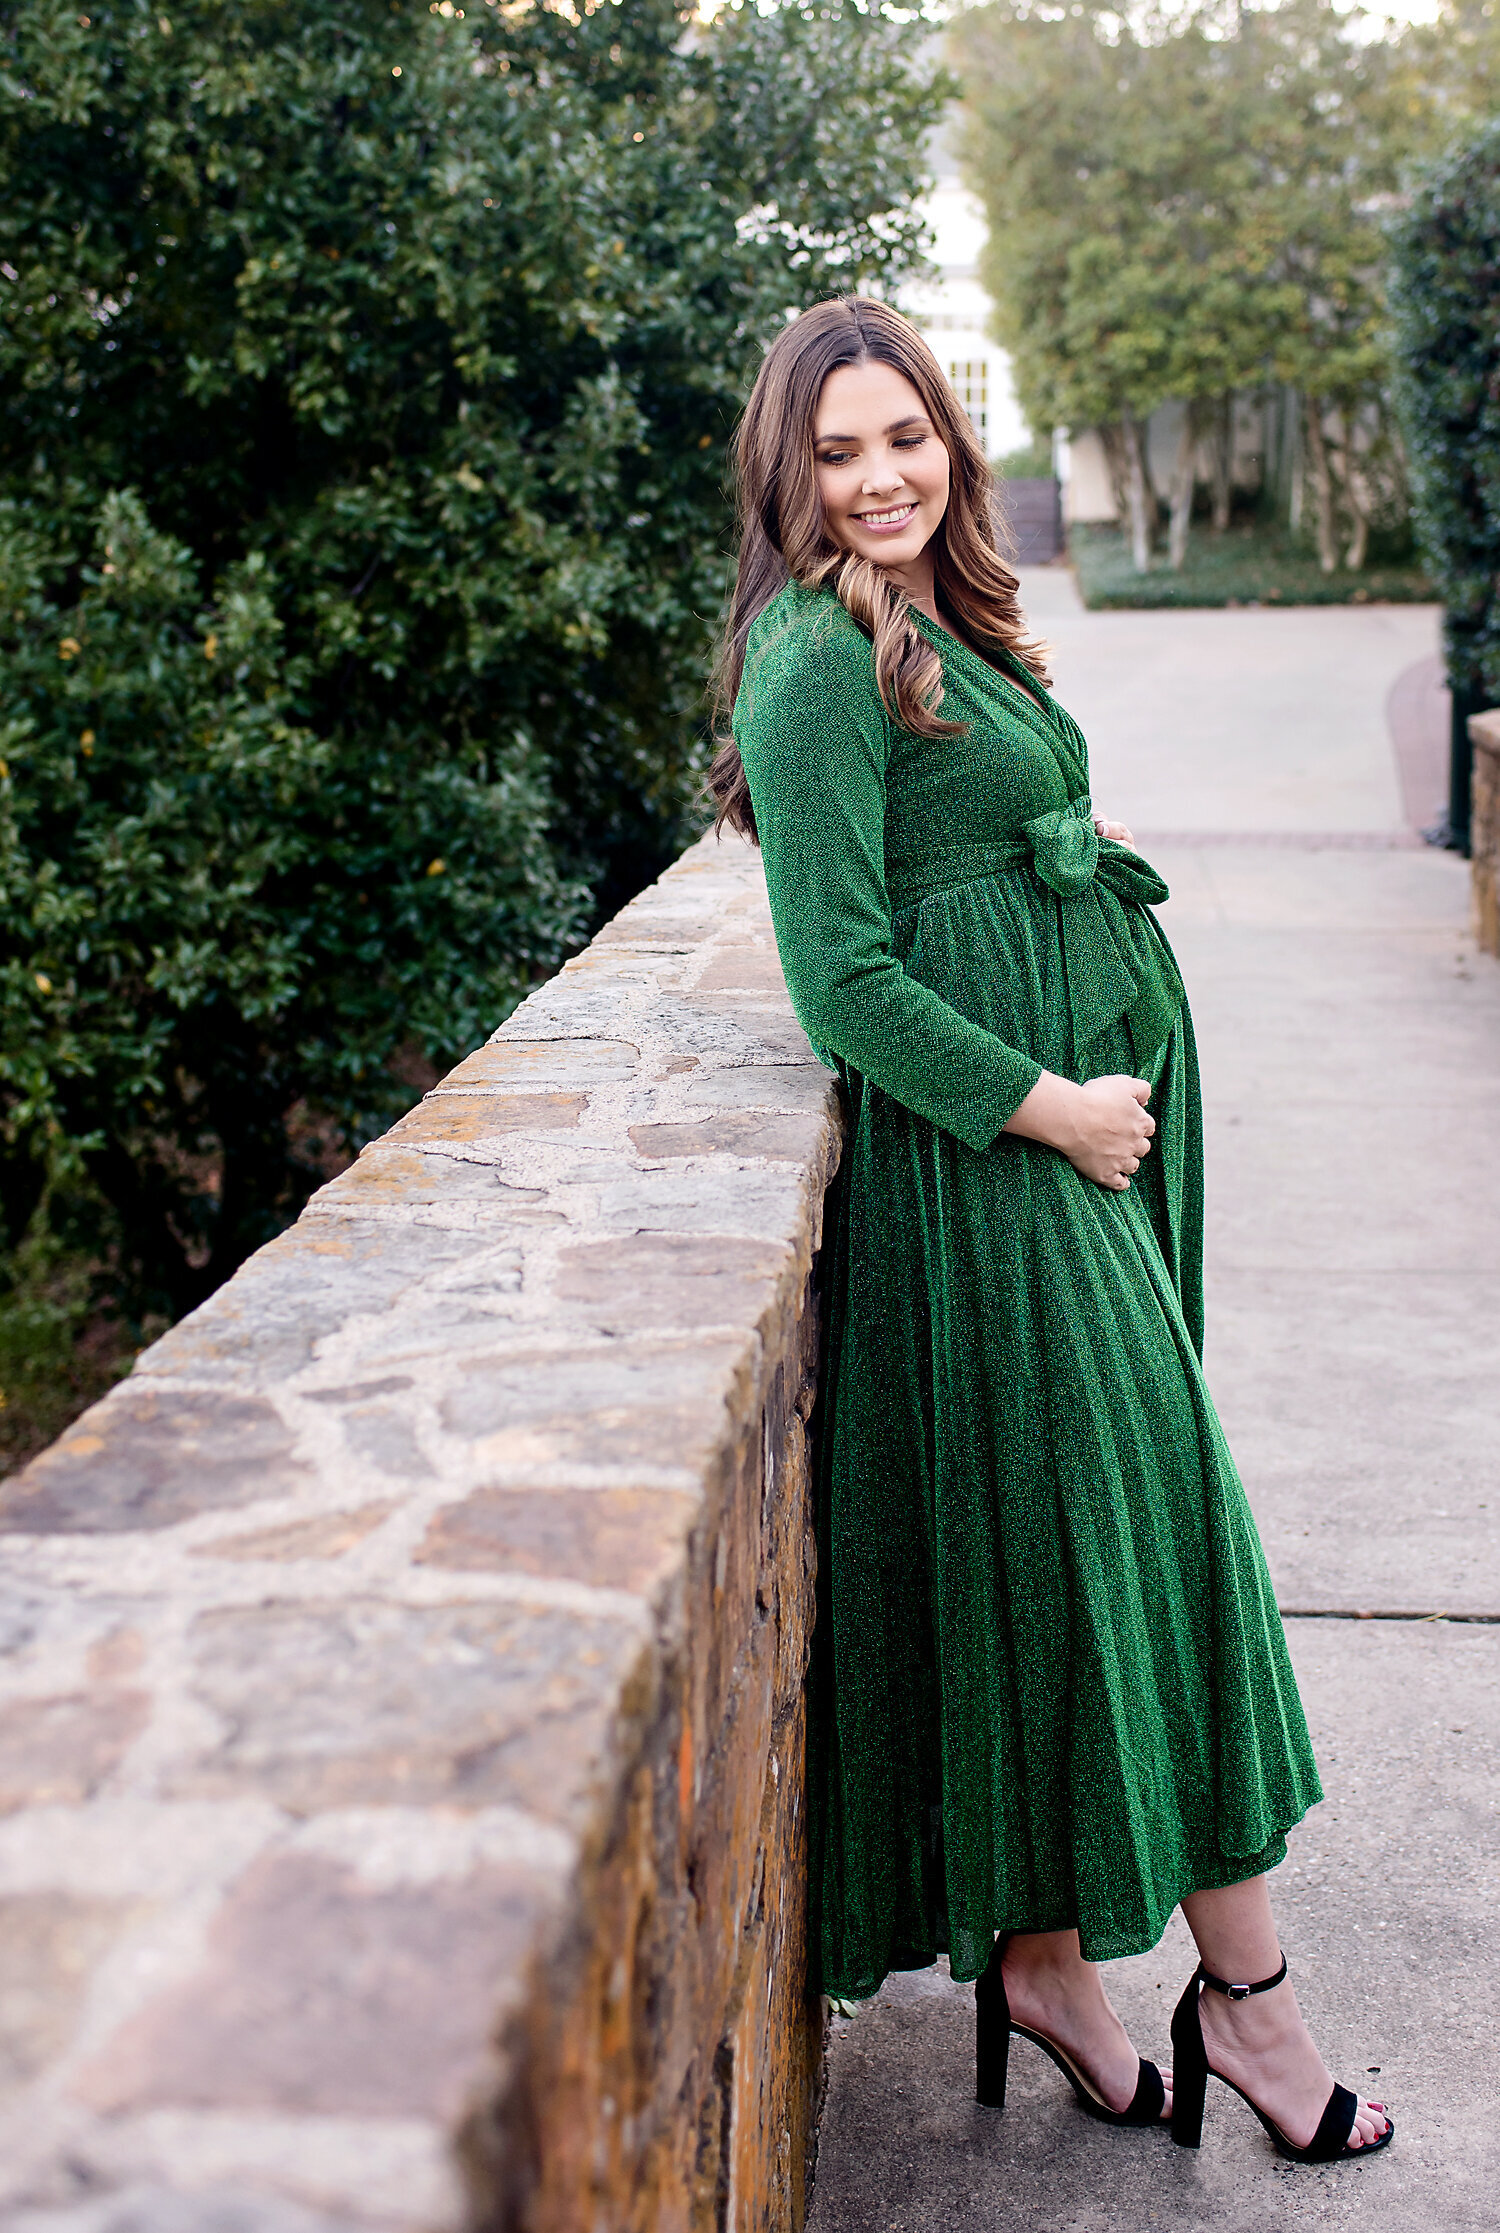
[
  {"left": 1388, "top": 116, "right": 1500, "bottom": 834},
  {"left": 1070, "top": 521, "right": 1432, "bottom": 611},
  {"left": 1, "top": 489, "right": 578, "bottom": 1307},
  {"left": 0, "top": 0, "right": 940, "bottom": 1315}
]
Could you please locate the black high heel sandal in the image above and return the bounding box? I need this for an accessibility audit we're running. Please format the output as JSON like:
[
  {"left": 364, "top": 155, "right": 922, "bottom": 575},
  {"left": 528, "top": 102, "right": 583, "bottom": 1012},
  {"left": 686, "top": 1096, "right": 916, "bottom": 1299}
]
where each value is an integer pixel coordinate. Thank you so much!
[
  {"left": 1170, "top": 1956, "right": 1394, "bottom": 2162},
  {"left": 975, "top": 1933, "right": 1167, "bottom": 2126}
]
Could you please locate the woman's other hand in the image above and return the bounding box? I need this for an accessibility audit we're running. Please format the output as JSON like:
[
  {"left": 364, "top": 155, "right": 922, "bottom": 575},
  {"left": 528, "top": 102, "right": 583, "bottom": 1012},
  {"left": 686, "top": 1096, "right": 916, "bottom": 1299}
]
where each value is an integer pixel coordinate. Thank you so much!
[
  {"left": 1003, "top": 1072, "right": 1156, "bottom": 1191},
  {"left": 1093, "top": 812, "right": 1135, "bottom": 847},
  {"left": 1063, "top": 1075, "right": 1156, "bottom": 1187}
]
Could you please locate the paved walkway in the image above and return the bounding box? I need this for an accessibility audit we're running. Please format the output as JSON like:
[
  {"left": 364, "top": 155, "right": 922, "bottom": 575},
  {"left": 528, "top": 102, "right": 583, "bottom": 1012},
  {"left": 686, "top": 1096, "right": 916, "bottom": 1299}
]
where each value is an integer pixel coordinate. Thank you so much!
[{"left": 806, "top": 575, "right": 1500, "bottom": 2233}]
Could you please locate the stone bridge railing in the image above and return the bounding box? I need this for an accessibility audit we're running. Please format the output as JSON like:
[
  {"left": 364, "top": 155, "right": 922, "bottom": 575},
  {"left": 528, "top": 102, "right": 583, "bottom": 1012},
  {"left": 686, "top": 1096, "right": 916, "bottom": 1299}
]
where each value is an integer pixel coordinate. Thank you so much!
[{"left": 0, "top": 831, "right": 841, "bottom": 2233}]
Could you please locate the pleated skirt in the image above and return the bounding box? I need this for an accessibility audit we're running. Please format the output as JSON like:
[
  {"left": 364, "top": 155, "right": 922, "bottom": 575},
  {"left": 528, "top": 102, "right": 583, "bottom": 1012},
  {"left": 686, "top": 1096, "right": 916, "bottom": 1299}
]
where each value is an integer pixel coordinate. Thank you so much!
[{"left": 810, "top": 870, "right": 1322, "bottom": 1999}]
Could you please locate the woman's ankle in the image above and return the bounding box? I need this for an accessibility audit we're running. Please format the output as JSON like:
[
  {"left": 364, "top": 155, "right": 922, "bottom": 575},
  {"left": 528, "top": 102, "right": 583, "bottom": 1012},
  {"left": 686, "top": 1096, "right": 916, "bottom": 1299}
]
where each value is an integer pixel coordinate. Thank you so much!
[
  {"left": 1002, "top": 1927, "right": 1084, "bottom": 1979},
  {"left": 1181, "top": 1877, "right": 1283, "bottom": 1990},
  {"left": 1200, "top": 1980, "right": 1294, "bottom": 2039},
  {"left": 1002, "top": 1933, "right": 1111, "bottom": 2020}
]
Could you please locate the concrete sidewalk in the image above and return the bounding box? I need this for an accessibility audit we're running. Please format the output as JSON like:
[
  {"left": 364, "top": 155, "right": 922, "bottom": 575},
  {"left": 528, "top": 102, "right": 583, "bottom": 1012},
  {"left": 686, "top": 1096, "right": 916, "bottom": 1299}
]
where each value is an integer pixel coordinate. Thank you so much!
[{"left": 806, "top": 578, "right": 1500, "bottom": 2231}]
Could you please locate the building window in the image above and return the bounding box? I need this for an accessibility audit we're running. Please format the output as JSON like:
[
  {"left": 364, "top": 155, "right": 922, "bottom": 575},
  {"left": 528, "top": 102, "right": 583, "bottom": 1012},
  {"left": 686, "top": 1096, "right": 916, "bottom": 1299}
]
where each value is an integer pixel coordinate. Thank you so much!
[{"left": 949, "top": 359, "right": 988, "bottom": 447}]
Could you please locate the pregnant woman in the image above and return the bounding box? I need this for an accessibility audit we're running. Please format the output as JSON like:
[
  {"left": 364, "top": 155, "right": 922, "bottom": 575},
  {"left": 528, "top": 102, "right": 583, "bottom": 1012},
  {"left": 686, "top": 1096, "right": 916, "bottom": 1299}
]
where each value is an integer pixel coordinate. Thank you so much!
[{"left": 709, "top": 297, "right": 1391, "bottom": 2164}]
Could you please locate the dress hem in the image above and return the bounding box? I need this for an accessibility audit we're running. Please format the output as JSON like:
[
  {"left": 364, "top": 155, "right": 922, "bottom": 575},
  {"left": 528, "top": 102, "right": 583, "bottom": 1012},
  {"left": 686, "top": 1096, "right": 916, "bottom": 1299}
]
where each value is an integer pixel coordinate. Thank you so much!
[{"left": 818, "top": 1818, "right": 1308, "bottom": 2002}]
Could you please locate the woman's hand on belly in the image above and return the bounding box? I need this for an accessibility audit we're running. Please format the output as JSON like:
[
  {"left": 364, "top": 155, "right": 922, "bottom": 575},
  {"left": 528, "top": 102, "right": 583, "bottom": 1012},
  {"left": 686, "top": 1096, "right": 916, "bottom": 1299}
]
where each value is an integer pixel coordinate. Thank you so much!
[
  {"left": 1093, "top": 811, "right": 1136, "bottom": 846},
  {"left": 1002, "top": 1070, "right": 1156, "bottom": 1191}
]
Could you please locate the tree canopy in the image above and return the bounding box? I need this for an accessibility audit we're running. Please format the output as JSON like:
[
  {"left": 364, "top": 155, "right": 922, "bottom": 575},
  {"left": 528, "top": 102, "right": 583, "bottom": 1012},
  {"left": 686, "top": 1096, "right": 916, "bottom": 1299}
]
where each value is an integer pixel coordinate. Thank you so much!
[
  {"left": 953, "top": 0, "right": 1422, "bottom": 572},
  {"left": 0, "top": 0, "right": 942, "bottom": 1315}
]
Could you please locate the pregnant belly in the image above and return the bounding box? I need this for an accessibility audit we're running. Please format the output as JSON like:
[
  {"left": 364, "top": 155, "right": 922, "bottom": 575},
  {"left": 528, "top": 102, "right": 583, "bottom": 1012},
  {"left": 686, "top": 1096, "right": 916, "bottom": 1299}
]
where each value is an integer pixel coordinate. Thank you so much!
[{"left": 897, "top": 865, "right": 1184, "bottom": 1084}]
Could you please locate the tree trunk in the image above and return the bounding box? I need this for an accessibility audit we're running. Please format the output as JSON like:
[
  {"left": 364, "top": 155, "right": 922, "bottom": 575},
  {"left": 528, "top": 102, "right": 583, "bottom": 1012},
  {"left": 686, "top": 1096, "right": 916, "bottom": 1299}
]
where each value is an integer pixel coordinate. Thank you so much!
[
  {"left": 1327, "top": 399, "right": 1373, "bottom": 572},
  {"left": 1302, "top": 398, "right": 1338, "bottom": 574},
  {"left": 1099, "top": 422, "right": 1132, "bottom": 529},
  {"left": 1287, "top": 387, "right": 1305, "bottom": 534},
  {"left": 1343, "top": 495, "right": 1370, "bottom": 572},
  {"left": 1120, "top": 405, "right": 1155, "bottom": 572},
  {"left": 1167, "top": 402, "right": 1199, "bottom": 571},
  {"left": 1209, "top": 393, "right": 1233, "bottom": 532}
]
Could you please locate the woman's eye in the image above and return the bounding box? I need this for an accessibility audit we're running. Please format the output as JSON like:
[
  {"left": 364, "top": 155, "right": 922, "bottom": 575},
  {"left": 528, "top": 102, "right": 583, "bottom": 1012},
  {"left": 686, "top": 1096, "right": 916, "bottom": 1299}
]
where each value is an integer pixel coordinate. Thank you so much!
[
  {"left": 894, "top": 435, "right": 927, "bottom": 450},
  {"left": 818, "top": 449, "right": 854, "bottom": 466}
]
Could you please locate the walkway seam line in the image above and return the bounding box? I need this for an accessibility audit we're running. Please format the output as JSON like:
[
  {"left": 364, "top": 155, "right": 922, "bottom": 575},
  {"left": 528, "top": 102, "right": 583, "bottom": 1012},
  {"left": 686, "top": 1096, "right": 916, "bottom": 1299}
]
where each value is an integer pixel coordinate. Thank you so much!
[{"left": 1278, "top": 1606, "right": 1500, "bottom": 1624}]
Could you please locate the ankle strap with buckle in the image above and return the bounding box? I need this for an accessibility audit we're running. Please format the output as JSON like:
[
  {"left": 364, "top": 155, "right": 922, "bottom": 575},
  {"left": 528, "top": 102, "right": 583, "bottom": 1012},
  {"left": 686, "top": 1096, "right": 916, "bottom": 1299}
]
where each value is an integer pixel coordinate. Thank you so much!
[{"left": 1196, "top": 1954, "right": 1288, "bottom": 2001}]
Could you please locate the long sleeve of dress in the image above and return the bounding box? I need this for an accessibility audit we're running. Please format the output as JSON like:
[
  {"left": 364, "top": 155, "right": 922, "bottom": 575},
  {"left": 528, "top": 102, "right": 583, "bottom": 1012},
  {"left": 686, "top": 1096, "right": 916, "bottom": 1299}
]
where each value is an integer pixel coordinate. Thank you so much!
[{"left": 735, "top": 605, "right": 1044, "bottom": 1152}]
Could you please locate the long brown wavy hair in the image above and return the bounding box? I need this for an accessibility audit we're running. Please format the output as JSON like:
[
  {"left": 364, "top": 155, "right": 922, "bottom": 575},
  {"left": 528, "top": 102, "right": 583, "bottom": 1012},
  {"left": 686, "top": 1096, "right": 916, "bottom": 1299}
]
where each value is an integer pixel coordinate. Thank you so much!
[{"left": 707, "top": 295, "right": 1049, "bottom": 842}]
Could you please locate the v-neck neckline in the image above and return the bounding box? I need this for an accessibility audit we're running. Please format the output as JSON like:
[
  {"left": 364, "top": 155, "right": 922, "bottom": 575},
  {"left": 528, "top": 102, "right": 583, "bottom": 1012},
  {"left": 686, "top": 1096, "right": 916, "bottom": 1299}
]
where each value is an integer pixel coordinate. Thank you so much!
[{"left": 910, "top": 606, "right": 1055, "bottom": 731}]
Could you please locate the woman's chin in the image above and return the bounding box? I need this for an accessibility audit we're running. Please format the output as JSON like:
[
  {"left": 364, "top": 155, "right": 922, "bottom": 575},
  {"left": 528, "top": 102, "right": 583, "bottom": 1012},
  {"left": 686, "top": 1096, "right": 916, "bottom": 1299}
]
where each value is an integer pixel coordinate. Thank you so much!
[{"left": 849, "top": 532, "right": 929, "bottom": 570}]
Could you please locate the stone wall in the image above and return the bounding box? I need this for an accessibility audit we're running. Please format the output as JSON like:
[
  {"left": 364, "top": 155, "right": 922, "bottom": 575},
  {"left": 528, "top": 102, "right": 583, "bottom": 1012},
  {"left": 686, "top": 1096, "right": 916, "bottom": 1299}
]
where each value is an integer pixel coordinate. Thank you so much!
[
  {"left": 0, "top": 832, "right": 842, "bottom": 2233},
  {"left": 1470, "top": 709, "right": 1500, "bottom": 956}
]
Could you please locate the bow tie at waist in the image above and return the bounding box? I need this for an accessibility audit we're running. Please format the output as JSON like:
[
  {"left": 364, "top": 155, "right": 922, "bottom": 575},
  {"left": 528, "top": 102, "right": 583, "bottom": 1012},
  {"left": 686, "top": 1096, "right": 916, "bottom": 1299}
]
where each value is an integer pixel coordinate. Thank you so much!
[{"left": 887, "top": 795, "right": 1186, "bottom": 1076}]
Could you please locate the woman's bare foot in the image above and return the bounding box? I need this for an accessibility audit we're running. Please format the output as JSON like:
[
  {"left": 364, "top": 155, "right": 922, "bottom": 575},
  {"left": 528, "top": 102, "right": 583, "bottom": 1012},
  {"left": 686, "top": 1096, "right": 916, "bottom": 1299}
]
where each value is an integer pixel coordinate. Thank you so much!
[
  {"left": 1196, "top": 1977, "right": 1389, "bottom": 2150},
  {"left": 1001, "top": 1931, "right": 1173, "bottom": 2120},
  {"left": 1181, "top": 1877, "right": 1390, "bottom": 2151}
]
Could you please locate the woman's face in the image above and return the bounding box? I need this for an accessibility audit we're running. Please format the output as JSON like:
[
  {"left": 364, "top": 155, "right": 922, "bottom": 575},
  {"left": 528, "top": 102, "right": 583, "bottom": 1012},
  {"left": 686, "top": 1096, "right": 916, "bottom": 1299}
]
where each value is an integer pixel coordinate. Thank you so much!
[{"left": 812, "top": 358, "right": 951, "bottom": 577}]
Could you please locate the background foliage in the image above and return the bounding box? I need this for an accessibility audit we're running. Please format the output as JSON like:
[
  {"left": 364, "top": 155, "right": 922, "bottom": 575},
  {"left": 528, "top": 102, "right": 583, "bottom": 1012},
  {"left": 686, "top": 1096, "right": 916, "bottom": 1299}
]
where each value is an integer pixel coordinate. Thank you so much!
[
  {"left": 954, "top": 0, "right": 1500, "bottom": 577},
  {"left": 0, "top": 0, "right": 941, "bottom": 1365},
  {"left": 1388, "top": 119, "right": 1500, "bottom": 715},
  {"left": 1068, "top": 519, "right": 1435, "bottom": 612}
]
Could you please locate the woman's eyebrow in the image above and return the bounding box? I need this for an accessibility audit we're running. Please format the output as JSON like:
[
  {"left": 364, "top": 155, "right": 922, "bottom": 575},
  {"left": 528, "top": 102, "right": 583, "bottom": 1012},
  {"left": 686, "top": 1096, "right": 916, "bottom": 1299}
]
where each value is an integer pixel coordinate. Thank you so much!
[{"left": 814, "top": 414, "right": 932, "bottom": 444}]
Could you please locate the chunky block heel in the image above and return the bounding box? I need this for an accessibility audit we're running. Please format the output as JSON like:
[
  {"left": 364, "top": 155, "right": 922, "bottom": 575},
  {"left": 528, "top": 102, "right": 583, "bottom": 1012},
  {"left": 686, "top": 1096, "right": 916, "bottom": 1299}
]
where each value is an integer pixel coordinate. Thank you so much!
[
  {"left": 1169, "top": 1964, "right": 1209, "bottom": 2148},
  {"left": 974, "top": 1941, "right": 1011, "bottom": 2108},
  {"left": 1170, "top": 1956, "right": 1393, "bottom": 2164},
  {"left": 975, "top": 1933, "right": 1165, "bottom": 2127}
]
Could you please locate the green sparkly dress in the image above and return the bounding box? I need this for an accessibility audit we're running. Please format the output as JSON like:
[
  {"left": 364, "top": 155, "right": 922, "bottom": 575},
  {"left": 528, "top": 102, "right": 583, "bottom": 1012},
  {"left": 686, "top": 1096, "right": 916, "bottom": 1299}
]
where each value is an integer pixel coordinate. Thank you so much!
[{"left": 734, "top": 580, "right": 1321, "bottom": 2001}]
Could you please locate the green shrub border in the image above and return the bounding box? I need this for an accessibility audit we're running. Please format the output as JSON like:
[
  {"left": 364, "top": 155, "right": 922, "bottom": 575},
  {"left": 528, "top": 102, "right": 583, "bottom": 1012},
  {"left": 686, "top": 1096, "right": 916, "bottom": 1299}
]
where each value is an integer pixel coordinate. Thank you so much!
[
  {"left": 1068, "top": 523, "right": 1434, "bottom": 611},
  {"left": 1389, "top": 118, "right": 1500, "bottom": 849}
]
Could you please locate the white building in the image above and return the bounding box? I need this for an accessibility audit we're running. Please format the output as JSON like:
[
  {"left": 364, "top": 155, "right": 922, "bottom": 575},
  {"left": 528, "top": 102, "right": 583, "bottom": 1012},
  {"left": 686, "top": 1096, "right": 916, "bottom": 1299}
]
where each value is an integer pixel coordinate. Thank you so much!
[
  {"left": 900, "top": 129, "right": 1030, "bottom": 464},
  {"left": 900, "top": 125, "right": 1117, "bottom": 525}
]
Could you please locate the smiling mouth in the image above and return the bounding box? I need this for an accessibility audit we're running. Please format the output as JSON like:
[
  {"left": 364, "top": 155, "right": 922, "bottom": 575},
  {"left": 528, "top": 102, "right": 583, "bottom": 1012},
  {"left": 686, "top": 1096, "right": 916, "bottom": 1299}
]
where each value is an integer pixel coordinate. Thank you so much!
[{"left": 853, "top": 503, "right": 917, "bottom": 529}]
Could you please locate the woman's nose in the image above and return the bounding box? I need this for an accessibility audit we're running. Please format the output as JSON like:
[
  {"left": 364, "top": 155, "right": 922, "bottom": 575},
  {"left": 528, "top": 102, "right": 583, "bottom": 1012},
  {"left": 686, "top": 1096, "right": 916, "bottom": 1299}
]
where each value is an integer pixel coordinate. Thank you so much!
[{"left": 862, "top": 458, "right": 905, "bottom": 495}]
